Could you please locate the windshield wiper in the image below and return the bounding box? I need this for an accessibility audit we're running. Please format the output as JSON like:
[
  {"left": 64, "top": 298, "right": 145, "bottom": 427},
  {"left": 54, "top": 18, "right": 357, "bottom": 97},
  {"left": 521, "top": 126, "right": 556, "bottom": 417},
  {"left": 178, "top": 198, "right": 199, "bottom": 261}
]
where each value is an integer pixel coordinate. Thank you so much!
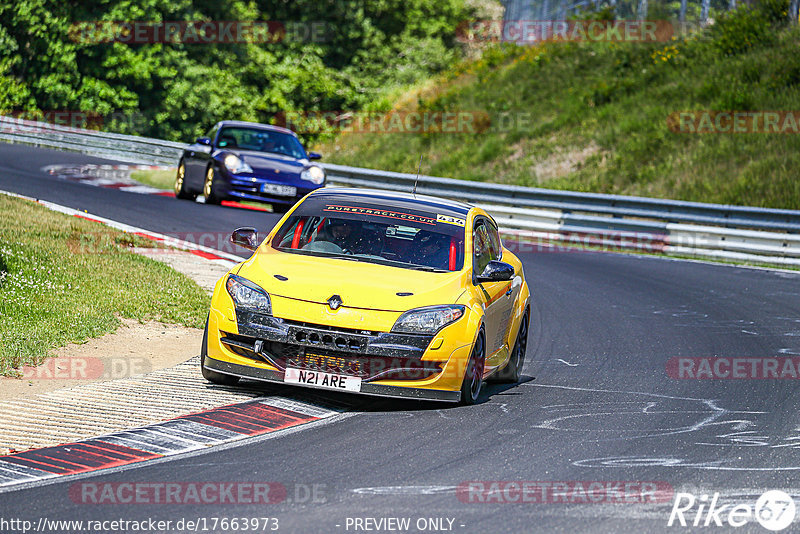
[{"left": 407, "top": 265, "right": 448, "bottom": 272}]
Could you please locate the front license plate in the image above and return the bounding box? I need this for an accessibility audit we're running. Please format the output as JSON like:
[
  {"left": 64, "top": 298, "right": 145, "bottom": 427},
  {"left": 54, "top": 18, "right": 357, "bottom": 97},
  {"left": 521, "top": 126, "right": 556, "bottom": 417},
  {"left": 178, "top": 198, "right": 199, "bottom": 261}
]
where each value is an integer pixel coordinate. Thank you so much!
[
  {"left": 260, "top": 183, "right": 296, "bottom": 196},
  {"left": 284, "top": 367, "right": 362, "bottom": 392}
]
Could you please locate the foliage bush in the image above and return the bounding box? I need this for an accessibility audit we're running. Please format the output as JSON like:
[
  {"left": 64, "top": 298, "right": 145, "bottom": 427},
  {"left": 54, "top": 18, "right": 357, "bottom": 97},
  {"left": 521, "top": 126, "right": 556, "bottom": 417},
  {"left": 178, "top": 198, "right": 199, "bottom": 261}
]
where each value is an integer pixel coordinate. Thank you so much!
[
  {"left": 710, "top": 4, "right": 776, "bottom": 56},
  {"left": 0, "top": 0, "right": 477, "bottom": 144}
]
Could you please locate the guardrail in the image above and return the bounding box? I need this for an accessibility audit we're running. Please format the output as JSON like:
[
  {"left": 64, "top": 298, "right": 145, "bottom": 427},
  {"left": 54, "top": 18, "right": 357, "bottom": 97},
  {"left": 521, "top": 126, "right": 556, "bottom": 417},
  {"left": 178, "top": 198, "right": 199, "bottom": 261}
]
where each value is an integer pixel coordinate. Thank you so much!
[
  {"left": 0, "top": 115, "right": 183, "bottom": 166},
  {"left": 321, "top": 164, "right": 800, "bottom": 266},
  {"left": 321, "top": 163, "right": 800, "bottom": 232},
  {"left": 483, "top": 204, "right": 800, "bottom": 266},
  {"left": 1, "top": 114, "right": 799, "bottom": 267}
]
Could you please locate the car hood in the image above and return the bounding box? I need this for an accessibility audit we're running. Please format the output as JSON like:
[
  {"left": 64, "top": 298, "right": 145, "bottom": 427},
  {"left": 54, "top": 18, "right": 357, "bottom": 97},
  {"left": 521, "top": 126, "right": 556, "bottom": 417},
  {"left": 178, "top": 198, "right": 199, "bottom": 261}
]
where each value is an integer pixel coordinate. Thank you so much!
[
  {"left": 237, "top": 248, "right": 466, "bottom": 313},
  {"left": 229, "top": 150, "right": 307, "bottom": 173}
]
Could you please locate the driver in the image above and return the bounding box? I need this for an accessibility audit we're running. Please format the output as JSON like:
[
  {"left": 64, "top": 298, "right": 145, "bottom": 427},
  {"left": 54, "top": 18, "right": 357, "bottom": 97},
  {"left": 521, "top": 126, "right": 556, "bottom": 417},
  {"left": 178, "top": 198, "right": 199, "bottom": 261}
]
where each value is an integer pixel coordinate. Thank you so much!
[
  {"left": 409, "top": 230, "right": 450, "bottom": 270},
  {"left": 325, "top": 218, "right": 362, "bottom": 253}
]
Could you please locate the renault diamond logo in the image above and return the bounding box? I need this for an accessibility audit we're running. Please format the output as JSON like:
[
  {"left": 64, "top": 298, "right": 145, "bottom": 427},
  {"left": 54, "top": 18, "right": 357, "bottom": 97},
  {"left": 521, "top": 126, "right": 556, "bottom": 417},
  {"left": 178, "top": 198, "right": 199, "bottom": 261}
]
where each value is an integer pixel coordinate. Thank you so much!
[{"left": 327, "top": 295, "right": 343, "bottom": 310}]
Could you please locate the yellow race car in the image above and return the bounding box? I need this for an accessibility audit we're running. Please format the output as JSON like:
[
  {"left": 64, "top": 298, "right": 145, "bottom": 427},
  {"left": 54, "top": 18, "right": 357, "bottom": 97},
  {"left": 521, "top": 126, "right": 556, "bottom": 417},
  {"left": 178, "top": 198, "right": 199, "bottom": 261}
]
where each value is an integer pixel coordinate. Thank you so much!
[{"left": 202, "top": 188, "right": 530, "bottom": 404}]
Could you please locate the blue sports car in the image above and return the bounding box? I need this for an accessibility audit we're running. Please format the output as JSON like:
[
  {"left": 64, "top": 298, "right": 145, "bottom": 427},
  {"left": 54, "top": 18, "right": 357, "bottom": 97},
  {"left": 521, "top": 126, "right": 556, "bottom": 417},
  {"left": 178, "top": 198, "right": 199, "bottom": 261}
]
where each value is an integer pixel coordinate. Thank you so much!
[{"left": 174, "top": 120, "right": 326, "bottom": 211}]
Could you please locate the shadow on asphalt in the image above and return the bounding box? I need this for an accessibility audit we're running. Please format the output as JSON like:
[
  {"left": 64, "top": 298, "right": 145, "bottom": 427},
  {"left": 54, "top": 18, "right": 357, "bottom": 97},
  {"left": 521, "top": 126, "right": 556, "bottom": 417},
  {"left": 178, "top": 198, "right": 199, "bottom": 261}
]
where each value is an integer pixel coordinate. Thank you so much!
[{"left": 219, "top": 374, "right": 537, "bottom": 414}]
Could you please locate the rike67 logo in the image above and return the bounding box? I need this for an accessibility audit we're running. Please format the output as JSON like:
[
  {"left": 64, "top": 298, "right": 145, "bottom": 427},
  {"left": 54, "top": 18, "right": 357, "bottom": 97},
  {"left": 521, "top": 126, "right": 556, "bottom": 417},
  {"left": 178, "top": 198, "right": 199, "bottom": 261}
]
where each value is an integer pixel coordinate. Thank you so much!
[{"left": 668, "top": 490, "right": 796, "bottom": 531}]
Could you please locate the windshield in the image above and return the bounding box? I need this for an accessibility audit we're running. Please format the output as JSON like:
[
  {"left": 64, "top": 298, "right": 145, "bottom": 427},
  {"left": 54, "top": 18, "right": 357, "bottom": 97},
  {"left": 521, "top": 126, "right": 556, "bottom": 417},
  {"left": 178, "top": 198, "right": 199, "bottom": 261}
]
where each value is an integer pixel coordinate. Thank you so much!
[
  {"left": 216, "top": 127, "right": 306, "bottom": 159},
  {"left": 271, "top": 199, "right": 466, "bottom": 272}
]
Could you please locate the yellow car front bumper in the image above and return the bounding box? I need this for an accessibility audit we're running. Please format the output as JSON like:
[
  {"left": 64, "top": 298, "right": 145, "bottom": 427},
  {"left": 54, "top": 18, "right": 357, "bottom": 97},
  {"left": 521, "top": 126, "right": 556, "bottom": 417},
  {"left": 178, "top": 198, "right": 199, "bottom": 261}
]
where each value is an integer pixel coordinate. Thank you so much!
[{"left": 204, "top": 289, "right": 477, "bottom": 403}]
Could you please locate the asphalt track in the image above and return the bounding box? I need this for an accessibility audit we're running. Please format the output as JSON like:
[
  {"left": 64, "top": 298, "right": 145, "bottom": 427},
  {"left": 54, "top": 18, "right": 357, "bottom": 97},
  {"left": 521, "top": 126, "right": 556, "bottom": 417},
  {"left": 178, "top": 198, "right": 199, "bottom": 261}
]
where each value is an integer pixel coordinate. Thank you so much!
[{"left": 2, "top": 143, "right": 800, "bottom": 533}]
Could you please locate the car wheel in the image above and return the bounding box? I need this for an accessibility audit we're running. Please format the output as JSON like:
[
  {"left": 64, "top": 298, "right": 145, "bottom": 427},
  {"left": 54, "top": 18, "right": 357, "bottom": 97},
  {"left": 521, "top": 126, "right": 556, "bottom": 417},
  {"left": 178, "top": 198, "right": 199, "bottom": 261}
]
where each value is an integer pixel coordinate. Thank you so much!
[
  {"left": 174, "top": 160, "right": 196, "bottom": 200},
  {"left": 200, "top": 317, "right": 240, "bottom": 386},
  {"left": 492, "top": 309, "right": 528, "bottom": 384},
  {"left": 460, "top": 329, "right": 485, "bottom": 405},
  {"left": 203, "top": 165, "right": 222, "bottom": 205}
]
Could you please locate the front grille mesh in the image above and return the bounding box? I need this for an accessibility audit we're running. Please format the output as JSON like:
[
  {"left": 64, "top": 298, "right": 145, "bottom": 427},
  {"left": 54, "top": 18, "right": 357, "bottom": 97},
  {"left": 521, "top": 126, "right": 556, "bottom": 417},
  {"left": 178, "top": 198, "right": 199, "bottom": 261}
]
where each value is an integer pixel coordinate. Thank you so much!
[{"left": 220, "top": 331, "right": 440, "bottom": 382}]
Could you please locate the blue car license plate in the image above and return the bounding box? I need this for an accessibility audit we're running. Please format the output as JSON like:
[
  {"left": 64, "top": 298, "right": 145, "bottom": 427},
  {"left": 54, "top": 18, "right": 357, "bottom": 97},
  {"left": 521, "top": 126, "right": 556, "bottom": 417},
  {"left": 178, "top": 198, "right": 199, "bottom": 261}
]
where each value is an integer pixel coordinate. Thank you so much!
[{"left": 260, "top": 183, "right": 296, "bottom": 196}]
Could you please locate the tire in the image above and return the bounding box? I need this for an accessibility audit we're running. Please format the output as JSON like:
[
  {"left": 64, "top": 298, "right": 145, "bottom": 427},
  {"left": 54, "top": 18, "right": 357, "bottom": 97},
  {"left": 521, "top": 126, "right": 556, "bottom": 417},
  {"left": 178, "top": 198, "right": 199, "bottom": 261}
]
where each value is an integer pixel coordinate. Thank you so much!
[
  {"left": 174, "top": 160, "right": 196, "bottom": 200},
  {"left": 200, "top": 317, "right": 240, "bottom": 386},
  {"left": 460, "top": 329, "right": 485, "bottom": 405},
  {"left": 492, "top": 309, "right": 529, "bottom": 384},
  {"left": 202, "top": 165, "right": 223, "bottom": 205}
]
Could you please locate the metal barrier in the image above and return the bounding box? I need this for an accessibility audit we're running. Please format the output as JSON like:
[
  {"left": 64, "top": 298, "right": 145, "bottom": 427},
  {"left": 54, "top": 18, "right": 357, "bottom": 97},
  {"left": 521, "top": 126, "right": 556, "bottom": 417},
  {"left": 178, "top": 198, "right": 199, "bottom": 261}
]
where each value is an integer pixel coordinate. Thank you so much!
[
  {"left": 321, "top": 163, "right": 800, "bottom": 232},
  {"left": 0, "top": 115, "right": 183, "bottom": 166},
  {"left": 1, "top": 114, "right": 798, "bottom": 267}
]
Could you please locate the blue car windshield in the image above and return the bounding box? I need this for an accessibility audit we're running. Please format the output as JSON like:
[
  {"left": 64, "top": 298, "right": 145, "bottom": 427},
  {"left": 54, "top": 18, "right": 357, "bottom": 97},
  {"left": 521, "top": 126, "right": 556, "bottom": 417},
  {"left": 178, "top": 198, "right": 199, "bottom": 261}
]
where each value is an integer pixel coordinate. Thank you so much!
[
  {"left": 271, "top": 200, "right": 466, "bottom": 272},
  {"left": 216, "top": 127, "right": 306, "bottom": 159}
]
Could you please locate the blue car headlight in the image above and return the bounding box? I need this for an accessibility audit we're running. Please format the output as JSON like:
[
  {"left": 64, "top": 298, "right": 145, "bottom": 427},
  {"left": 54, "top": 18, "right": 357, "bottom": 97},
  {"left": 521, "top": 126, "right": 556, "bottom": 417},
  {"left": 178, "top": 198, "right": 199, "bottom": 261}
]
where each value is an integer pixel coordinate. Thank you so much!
[
  {"left": 300, "top": 165, "right": 325, "bottom": 184},
  {"left": 226, "top": 274, "right": 271, "bottom": 314},
  {"left": 223, "top": 154, "right": 254, "bottom": 174},
  {"left": 391, "top": 305, "right": 465, "bottom": 335}
]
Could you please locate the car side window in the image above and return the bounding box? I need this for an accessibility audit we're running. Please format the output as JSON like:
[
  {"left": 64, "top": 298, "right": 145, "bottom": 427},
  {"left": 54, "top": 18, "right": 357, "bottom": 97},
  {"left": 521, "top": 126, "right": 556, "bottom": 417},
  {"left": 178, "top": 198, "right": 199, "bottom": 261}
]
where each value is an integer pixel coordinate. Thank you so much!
[
  {"left": 217, "top": 129, "right": 238, "bottom": 148},
  {"left": 473, "top": 221, "right": 492, "bottom": 276},
  {"left": 486, "top": 222, "right": 502, "bottom": 261}
]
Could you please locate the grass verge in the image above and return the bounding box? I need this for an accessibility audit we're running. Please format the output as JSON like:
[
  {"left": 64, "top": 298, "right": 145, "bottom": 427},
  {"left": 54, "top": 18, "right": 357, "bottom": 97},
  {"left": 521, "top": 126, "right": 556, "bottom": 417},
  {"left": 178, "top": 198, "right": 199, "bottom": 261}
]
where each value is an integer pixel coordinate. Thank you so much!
[
  {"left": 319, "top": 6, "right": 800, "bottom": 209},
  {"left": 0, "top": 194, "right": 210, "bottom": 376}
]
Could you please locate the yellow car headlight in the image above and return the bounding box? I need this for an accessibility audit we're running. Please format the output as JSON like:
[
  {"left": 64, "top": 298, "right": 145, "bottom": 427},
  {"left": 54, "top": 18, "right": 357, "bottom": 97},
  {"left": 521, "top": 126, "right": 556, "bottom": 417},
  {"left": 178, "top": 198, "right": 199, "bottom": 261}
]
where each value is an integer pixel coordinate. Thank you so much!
[
  {"left": 392, "top": 305, "right": 465, "bottom": 335},
  {"left": 226, "top": 274, "right": 271, "bottom": 314}
]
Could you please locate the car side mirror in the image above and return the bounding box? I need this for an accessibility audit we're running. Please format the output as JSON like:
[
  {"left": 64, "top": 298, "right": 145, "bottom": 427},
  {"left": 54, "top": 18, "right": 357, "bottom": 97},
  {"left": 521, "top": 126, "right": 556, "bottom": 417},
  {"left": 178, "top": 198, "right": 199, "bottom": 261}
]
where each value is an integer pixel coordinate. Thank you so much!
[
  {"left": 308, "top": 152, "right": 322, "bottom": 160},
  {"left": 196, "top": 137, "right": 211, "bottom": 146},
  {"left": 231, "top": 227, "right": 259, "bottom": 251},
  {"left": 476, "top": 260, "right": 514, "bottom": 283}
]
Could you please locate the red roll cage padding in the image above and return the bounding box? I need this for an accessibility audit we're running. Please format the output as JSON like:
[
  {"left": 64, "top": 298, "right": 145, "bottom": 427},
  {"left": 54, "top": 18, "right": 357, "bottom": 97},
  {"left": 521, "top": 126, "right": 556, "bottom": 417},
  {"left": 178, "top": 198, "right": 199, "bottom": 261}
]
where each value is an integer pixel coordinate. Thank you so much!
[
  {"left": 306, "top": 217, "right": 327, "bottom": 243},
  {"left": 291, "top": 218, "right": 306, "bottom": 249},
  {"left": 449, "top": 236, "right": 457, "bottom": 271}
]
